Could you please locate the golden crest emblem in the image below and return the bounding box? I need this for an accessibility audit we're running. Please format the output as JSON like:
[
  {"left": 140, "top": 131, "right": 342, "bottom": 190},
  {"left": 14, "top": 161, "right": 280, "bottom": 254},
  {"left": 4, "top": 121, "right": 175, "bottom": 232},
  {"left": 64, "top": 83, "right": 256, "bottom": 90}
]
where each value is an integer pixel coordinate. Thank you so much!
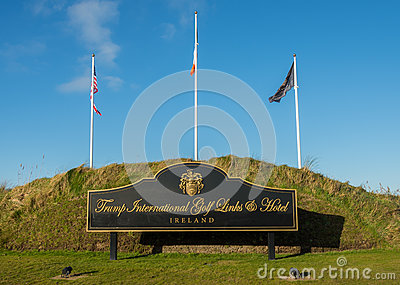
[{"left": 179, "top": 169, "right": 204, "bottom": 196}]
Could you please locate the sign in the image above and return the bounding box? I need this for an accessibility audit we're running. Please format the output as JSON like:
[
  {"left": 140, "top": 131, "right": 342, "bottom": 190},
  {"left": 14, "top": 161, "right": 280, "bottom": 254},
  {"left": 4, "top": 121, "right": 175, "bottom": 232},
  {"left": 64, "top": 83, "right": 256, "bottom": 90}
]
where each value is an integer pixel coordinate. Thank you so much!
[{"left": 87, "top": 162, "right": 298, "bottom": 232}]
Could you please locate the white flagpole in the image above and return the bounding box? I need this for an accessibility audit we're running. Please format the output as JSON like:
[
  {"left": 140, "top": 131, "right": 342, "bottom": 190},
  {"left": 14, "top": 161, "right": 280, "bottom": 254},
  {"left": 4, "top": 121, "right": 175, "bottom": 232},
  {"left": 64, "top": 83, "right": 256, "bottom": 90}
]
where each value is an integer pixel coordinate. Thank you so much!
[
  {"left": 194, "top": 11, "right": 198, "bottom": 161},
  {"left": 89, "top": 54, "right": 95, "bottom": 168},
  {"left": 293, "top": 54, "right": 302, "bottom": 169}
]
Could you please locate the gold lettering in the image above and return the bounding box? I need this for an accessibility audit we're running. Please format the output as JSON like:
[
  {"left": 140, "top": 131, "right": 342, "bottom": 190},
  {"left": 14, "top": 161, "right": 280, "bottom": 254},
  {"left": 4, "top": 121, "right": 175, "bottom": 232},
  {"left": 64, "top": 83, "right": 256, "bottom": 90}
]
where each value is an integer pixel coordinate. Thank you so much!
[
  {"left": 260, "top": 197, "right": 289, "bottom": 212},
  {"left": 215, "top": 199, "right": 243, "bottom": 213},
  {"left": 215, "top": 198, "right": 228, "bottom": 212},
  {"left": 245, "top": 200, "right": 257, "bottom": 212},
  {"left": 95, "top": 199, "right": 114, "bottom": 213},
  {"left": 168, "top": 216, "right": 215, "bottom": 224},
  {"left": 95, "top": 199, "right": 127, "bottom": 216},
  {"left": 190, "top": 197, "right": 215, "bottom": 216},
  {"left": 116, "top": 204, "right": 127, "bottom": 217},
  {"left": 282, "top": 201, "right": 289, "bottom": 211},
  {"left": 184, "top": 201, "right": 190, "bottom": 212},
  {"left": 127, "top": 199, "right": 143, "bottom": 212}
]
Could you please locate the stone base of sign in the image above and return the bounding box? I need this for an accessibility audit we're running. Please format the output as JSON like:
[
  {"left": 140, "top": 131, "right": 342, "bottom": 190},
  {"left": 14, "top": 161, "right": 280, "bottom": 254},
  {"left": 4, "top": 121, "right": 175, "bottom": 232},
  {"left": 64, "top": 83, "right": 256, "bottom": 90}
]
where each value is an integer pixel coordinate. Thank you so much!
[{"left": 157, "top": 245, "right": 340, "bottom": 254}]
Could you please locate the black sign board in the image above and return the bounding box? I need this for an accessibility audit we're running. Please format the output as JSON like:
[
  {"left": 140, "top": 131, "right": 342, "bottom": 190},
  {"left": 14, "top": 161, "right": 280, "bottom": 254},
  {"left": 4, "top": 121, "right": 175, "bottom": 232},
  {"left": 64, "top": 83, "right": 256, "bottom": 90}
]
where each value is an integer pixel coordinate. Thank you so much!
[{"left": 87, "top": 162, "right": 298, "bottom": 232}]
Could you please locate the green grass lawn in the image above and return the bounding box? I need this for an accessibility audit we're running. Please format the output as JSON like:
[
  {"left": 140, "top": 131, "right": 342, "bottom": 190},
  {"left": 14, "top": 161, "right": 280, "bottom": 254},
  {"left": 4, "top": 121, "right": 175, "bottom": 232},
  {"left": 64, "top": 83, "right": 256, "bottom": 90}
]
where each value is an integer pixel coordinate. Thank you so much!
[{"left": 0, "top": 249, "right": 398, "bottom": 284}]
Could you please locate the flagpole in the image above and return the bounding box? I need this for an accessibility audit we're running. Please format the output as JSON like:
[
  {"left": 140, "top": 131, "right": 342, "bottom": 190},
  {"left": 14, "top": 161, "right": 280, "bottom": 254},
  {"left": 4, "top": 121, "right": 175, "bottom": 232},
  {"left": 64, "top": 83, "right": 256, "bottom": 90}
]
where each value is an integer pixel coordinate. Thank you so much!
[
  {"left": 194, "top": 11, "right": 198, "bottom": 161},
  {"left": 90, "top": 54, "right": 95, "bottom": 168},
  {"left": 293, "top": 54, "right": 302, "bottom": 169}
]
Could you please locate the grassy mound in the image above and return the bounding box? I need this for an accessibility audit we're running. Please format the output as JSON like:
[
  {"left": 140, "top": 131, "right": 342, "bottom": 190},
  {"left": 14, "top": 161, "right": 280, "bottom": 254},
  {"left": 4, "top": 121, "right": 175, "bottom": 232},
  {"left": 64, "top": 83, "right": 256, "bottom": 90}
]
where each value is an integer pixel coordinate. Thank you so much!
[{"left": 0, "top": 156, "right": 399, "bottom": 253}]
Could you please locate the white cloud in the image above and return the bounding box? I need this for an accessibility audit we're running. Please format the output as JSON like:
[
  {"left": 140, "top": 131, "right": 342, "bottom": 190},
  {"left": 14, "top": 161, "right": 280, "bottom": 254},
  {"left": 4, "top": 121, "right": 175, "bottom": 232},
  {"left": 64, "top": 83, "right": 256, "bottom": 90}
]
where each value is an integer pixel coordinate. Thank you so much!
[
  {"left": 58, "top": 0, "right": 121, "bottom": 93},
  {"left": 130, "top": 82, "right": 140, "bottom": 90},
  {"left": 0, "top": 41, "right": 46, "bottom": 58},
  {"left": 0, "top": 41, "right": 46, "bottom": 72},
  {"left": 29, "top": 0, "right": 65, "bottom": 16},
  {"left": 160, "top": 23, "right": 176, "bottom": 40},
  {"left": 67, "top": 0, "right": 120, "bottom": 66},
  {"left": 57, "top": 74, "right": 90, "bottom": 93},
  {"left": 57, "top": 70, "right": 124, "bottom": 93},
  {"left": 104, "top": 75, "right": 124, "bottom": 90}
]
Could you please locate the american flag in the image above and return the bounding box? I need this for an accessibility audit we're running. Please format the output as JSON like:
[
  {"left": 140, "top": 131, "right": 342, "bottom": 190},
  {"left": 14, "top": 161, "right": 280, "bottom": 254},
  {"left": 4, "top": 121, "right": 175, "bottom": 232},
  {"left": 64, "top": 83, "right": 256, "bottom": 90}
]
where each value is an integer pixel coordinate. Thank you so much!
[
  {"left": 91, "top": 66, "right": 102, "bottom": 116},
  {"left": 93, "top": 66, "right": 98, "bottom": 94}
]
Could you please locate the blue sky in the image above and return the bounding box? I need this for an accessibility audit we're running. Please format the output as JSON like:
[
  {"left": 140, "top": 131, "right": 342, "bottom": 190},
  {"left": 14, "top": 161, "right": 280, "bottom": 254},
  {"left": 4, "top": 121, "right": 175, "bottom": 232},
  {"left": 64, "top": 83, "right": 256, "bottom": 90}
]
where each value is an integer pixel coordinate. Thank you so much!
[{"left": 0, "top": 0, "right": 399, "bottom": 192}]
